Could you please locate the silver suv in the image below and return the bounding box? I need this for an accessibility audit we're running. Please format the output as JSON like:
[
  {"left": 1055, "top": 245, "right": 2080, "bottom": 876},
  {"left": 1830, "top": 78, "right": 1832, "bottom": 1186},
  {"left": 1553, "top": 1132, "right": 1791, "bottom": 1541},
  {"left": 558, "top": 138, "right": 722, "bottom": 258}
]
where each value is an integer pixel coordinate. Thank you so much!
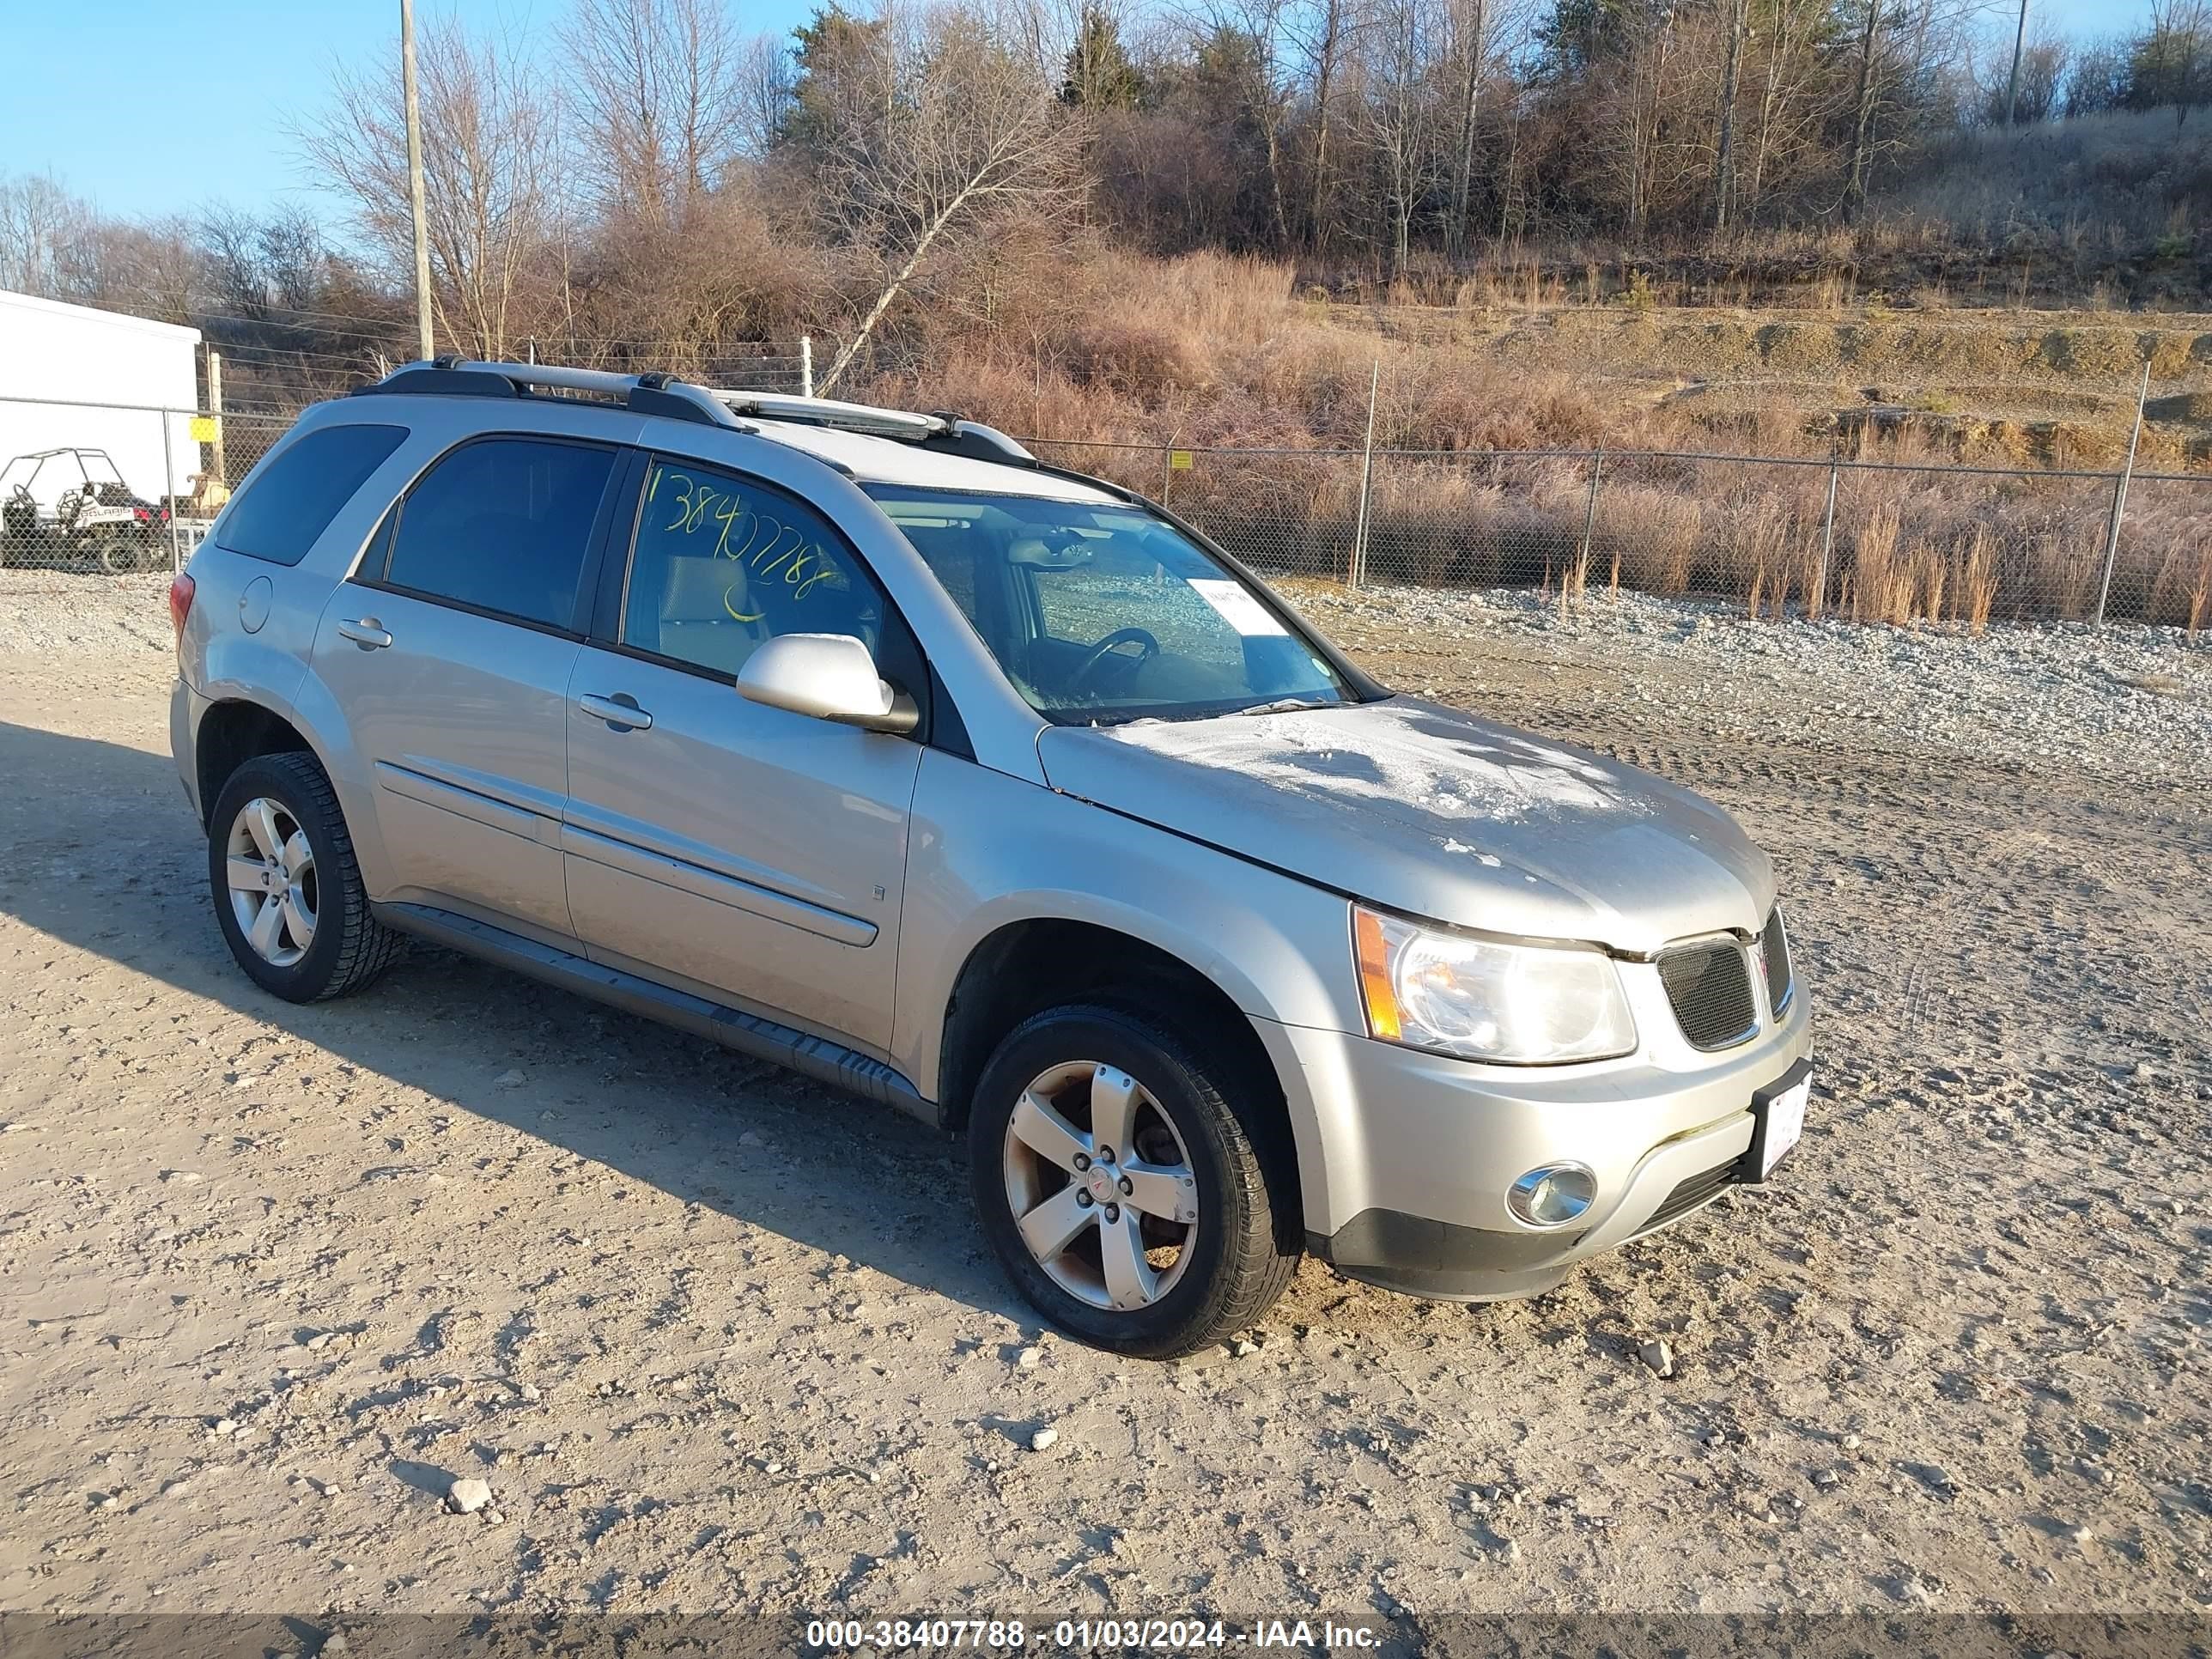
[{"left": 168, "top": 361, "right": 1812, "bottom": 1358}]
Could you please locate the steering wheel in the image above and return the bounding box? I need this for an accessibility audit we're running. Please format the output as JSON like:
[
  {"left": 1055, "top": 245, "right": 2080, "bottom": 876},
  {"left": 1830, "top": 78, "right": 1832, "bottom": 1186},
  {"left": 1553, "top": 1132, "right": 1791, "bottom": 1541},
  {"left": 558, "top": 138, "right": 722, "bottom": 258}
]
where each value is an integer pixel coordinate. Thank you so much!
[{"left": 1071, "top": 626, "right": 1159, "bottom": 690}]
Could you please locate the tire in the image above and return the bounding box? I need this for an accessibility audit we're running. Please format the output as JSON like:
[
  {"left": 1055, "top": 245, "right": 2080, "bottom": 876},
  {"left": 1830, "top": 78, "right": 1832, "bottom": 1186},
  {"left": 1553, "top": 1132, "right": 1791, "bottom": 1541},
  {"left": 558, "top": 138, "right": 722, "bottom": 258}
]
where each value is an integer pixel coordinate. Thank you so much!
[
  {"left": 968, "top": 1004, "right": 1300, "bottom": 1358},
  {"left": 94, "top": 534, "right": 143, "bottom": 574},
  {"left": 206, "top": 751, "right": 402, "bottom": 1003}
]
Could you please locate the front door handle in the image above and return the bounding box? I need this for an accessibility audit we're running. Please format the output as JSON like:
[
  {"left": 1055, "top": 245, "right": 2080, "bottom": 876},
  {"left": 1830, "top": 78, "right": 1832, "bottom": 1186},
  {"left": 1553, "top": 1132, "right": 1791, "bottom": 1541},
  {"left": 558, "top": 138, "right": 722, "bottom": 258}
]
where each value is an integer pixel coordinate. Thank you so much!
[
  {"left": 337, "top": 617, "right": 392, "bottom": 650},
  {"left": 578, "top": 692, "right": 653, "bottom": 732}
]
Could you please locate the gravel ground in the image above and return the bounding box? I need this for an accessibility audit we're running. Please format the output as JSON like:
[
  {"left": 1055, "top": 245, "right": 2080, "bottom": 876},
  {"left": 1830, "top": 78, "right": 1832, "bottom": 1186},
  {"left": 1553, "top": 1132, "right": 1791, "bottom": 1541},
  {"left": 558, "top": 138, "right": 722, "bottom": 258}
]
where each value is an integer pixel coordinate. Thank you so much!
[
  {"left": 1279, "top": 580, "right": 2212, "bottom": 783},
  {"left": 0, "top": 570, "right": 177, "bottom": 656},
  {"left": 1, "top": 577, "right": 2208, "bottom": 1642}
]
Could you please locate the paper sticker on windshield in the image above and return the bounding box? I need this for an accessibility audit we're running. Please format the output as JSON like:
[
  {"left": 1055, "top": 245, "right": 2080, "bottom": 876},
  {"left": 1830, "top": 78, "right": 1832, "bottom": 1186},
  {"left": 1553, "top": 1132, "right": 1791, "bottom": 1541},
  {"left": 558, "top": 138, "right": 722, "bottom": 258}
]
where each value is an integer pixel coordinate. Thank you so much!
[{"left": 1188, "top": 578, "right": 1288, "bottom": 636}]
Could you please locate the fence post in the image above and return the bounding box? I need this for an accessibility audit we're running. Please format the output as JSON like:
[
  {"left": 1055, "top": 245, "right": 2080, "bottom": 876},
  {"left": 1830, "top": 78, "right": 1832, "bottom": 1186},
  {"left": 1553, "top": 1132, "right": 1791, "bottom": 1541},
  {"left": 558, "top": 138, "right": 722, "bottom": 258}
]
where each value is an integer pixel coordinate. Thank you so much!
[
  {"left": 1350, "top": 359, "right": 1380, "bottom": 588},
  {"left": 205, "top": 349, "right": 227, "bottom": 487},
  {"left": 1814, "top": 447, "right": 1841, "bottom": 620},
  {"left": 800, "top": 335, "right": 814, "bottom": 398},
  {"left": 2095, "top": 361, "right": 2151, "bottom": 627},
  {"left": 160, "top": 406, "right": 181, "bottom": 574},
  {"left": 1576, "top": 447, "right": 1605, "bottom": 599}
]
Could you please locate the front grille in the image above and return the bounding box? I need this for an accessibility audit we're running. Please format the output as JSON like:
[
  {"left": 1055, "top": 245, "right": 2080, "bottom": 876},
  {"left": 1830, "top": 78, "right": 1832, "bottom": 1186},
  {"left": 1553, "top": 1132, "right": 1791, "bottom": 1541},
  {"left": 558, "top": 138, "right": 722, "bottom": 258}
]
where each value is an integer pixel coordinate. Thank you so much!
[
  {"left": 1657, "top": 940, "right": 1759, "bottom": 1050},
  {"left": 1637, "top": 1158, "right": 1738, "bottom": 1236},
  {"left": 1760, "top": 908, "right": 1794, "bottom": 1013}
]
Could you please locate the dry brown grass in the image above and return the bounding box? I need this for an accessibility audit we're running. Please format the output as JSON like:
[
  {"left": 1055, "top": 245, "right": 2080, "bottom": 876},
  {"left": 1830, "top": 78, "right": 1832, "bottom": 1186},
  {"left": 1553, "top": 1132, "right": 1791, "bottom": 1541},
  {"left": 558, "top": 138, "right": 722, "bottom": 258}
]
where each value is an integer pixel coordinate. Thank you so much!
[{"left": 851, "top": 247, "right": 2212, "bottom": 629}]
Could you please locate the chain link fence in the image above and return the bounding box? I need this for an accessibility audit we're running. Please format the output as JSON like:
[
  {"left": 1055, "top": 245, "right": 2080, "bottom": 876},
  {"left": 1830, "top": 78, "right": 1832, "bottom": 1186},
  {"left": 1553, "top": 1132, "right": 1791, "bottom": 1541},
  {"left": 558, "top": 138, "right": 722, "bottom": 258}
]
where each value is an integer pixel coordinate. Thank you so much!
[
  {"left": 1031, "top": 439, "right": 2212, "bottom": 631},
  {"left": 0, "top": 397, "right": 289, "bottom": 574},
  {"left": 5, "top": 386, "right": 2208, "bottom": 632}
]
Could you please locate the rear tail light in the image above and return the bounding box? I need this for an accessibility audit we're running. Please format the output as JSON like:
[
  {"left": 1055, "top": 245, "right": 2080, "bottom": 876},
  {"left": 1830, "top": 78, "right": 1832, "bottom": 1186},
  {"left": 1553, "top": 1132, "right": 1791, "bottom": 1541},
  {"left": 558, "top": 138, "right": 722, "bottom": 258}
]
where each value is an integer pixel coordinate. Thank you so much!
[
  {"left": 168, "top": 571, "right": 196, "bottom": 639},
  {"left": 134, "top": 507, "right": 151, "bottom": 521}
]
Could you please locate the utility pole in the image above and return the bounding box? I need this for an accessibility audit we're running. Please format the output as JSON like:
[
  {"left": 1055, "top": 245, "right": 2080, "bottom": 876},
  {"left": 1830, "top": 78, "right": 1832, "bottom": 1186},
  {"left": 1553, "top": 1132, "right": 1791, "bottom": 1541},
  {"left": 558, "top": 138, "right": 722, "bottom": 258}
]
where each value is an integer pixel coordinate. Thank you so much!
[
  {"left": 401, "top": 0, "right": 434, "bottom": 362},
  {"left": 2004, "top": 0, "right": 2028, "bottom": 126}
]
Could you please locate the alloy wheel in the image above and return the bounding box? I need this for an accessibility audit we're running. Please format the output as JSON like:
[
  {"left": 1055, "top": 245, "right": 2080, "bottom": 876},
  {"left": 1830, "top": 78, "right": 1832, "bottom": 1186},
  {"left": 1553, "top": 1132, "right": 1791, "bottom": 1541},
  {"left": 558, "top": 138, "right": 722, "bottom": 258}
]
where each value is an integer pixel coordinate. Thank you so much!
[
  {"left": 224, "top": 797, "right": 318, "bottom": 968},
  {"left": 1001, "top": 1060, "right": 1201, "bottom": 1312}
]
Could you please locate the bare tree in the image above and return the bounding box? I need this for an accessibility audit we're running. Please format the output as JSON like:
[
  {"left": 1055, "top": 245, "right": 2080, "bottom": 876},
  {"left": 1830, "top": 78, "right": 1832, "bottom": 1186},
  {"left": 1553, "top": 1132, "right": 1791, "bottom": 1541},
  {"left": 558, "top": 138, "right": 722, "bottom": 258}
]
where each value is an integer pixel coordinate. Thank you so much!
[
  {"left": 1355, "top": 0, "right": 1438, "bottom": 281},
  {"left": 1440, "top": 0, "right": 1496, "bottom": 256},
  {"left": 1712, "top": 0, "right": 1749, "bottom": 231},
  {"left": 732, "top": 32, "right": 799, "bottom": 155},
  {"left": 565, "top": 0, "right": 754, "bottom": 224},
  {"left": 803, "top": 8, "right": 1087, "bottom": 392},
  {"left": 1601, "top": 1, "right": 1682, "bottom": 244},
  {"left": 1841, "top": 0, "right": 1978, "bottom": 219},
  {"left": 1190, "top": 0, "right": 1300, "bottom": 246},
  {"left": 297, "top": 16, "right": 562, "bottom": 360},
  {"left": 0, "top": 173, "right": 93, "bottom": 299},
  {"left": 1287, "top": 0, "right": 1358, "bottom": 251},
  {"left": 1842, "top": 0, "right": 1889, "bottom": 222},
  {"left": 2133, "top": 0, "right": 2212, "bottom": 125},
  {"left": 1745, "top": 0, "right": 1832, "bottom": 222}
]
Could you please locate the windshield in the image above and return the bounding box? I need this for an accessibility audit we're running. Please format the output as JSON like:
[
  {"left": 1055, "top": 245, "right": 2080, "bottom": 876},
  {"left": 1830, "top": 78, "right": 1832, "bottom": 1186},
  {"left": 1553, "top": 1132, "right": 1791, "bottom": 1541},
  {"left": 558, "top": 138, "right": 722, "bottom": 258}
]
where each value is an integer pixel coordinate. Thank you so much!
[{"left": 865, "top": 485, "right": 1355, "bottom": 724}]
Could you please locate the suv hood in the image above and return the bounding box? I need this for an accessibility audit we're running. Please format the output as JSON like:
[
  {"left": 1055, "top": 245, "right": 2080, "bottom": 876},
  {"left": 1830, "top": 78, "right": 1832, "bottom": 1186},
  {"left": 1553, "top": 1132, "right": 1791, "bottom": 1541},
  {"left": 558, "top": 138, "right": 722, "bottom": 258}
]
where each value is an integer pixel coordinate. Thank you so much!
[{"left": 1036, "top": 697, "right": 1773, "bottom": 957}]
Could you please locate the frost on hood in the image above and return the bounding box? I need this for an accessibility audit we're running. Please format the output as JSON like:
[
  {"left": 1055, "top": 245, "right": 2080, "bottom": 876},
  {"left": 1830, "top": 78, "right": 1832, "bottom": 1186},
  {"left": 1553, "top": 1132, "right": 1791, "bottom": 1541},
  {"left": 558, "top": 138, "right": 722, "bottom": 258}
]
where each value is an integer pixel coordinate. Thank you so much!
[{"left": 1101, "top": 702, "right": 1650, "bottom": 856}]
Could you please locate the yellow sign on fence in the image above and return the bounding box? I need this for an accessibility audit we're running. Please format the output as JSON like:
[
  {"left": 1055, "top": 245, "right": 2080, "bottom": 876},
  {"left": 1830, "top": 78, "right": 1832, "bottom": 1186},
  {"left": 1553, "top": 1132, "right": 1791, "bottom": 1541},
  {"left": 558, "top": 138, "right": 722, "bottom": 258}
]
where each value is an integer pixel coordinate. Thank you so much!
[
  {"left": 188, "top": 416, "right": 219, "bottom": 444},
  {"left": 1169, "top": 449, "right": 1194, "bottom": 471}
]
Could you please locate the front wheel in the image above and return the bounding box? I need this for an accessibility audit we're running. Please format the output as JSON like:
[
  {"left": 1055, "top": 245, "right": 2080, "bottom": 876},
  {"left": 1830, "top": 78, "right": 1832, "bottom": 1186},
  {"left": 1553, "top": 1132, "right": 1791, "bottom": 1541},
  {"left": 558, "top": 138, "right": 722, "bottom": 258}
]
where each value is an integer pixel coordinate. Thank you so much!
[{"left": 968, "top": 1005, "right": 1300, "bottom": 1358}]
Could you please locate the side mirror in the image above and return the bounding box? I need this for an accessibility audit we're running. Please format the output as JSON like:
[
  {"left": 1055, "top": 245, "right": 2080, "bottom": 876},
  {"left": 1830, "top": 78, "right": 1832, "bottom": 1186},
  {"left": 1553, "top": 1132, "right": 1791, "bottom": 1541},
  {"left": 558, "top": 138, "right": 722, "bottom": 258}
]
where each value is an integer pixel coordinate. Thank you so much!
[{"left": 736, "top": 632, "right": 919, "bottom": 736}]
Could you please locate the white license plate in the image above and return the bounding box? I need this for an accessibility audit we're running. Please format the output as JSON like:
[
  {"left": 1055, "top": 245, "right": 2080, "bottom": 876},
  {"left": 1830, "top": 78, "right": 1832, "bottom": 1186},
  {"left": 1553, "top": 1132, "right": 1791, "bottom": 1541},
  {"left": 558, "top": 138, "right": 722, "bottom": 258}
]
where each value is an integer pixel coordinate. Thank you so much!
[{"left": 1762, "top": 1077, "right": 1809, "bottom": 1176}]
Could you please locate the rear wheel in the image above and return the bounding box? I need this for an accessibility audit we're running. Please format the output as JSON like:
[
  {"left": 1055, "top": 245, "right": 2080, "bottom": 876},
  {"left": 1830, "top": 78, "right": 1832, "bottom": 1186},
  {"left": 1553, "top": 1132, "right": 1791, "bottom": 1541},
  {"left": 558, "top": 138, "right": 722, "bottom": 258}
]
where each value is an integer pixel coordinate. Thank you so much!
[
  {"left": 968, "top": 1005, "right": 1299, "bottom": 1358},
  {"left": 207, "top": 752, "right": 401, "bottom": 1002},
  {"left": 94, "top": 533, "right": 142, "bottom": 574}
]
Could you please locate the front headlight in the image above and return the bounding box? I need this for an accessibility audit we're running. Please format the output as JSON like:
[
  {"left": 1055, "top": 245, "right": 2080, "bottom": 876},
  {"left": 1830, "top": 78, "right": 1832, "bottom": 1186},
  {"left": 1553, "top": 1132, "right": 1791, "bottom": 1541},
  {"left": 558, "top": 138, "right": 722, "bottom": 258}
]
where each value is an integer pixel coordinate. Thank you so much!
[{"left": 1353, "top": 906, "right": 1637, "bottom": 1066}]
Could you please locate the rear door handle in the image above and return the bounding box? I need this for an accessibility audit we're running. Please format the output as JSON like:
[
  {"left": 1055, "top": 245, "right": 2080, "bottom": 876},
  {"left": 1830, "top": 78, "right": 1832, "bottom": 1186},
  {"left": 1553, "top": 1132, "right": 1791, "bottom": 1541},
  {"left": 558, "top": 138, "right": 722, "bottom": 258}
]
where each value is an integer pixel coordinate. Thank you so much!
[
  {"left": 337, "top": 617, "right": 392, "bottom": 650},
  {"left": 578, "top": 692, "right": 653, "bottom": 732}
]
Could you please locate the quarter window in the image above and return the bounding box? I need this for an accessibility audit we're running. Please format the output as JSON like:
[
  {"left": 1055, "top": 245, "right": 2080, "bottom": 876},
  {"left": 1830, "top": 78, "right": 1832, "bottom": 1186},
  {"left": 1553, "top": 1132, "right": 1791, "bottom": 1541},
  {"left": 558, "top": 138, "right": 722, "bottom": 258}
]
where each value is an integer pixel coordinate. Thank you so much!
[
  {"left": 621, "top": 458, "right": 887, "bottom": 678},
  {"left": 381, "top": 437, "right": 617, "bottom": 631},
  {"left": 215, "top": 423, "right": 406, "bottom": 567}
]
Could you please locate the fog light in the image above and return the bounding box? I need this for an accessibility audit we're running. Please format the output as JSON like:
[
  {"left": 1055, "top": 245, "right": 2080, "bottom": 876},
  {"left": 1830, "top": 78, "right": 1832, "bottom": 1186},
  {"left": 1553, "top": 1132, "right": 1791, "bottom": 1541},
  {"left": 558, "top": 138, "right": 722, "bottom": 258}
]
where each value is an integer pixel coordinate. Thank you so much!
[{"left": 1508, "top": 1163, "right": 1597, "bottom": 1228}]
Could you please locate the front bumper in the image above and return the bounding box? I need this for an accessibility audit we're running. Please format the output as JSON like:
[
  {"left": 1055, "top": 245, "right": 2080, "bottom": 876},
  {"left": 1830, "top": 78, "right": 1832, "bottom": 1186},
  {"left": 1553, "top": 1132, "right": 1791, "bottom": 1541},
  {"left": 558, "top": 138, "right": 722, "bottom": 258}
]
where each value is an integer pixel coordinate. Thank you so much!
[{"left": 1258, "top": 969, "right": 1814, "bottom": 1301}]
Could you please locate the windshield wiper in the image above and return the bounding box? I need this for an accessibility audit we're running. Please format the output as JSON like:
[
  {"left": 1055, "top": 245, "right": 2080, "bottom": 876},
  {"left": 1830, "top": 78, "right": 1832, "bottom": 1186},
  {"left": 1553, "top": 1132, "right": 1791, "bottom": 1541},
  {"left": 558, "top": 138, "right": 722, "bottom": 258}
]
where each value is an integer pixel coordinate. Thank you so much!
[{"left": 1236, "top": 696, "right": 1337, "bottom": 716}]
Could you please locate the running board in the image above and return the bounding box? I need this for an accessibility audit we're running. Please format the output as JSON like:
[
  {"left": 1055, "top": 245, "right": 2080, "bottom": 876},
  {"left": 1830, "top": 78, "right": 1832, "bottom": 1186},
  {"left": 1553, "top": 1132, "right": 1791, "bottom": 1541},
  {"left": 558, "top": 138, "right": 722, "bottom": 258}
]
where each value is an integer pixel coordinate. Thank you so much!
[{"left": 374, "top": 902, "right": 935, "bottom": 1125}]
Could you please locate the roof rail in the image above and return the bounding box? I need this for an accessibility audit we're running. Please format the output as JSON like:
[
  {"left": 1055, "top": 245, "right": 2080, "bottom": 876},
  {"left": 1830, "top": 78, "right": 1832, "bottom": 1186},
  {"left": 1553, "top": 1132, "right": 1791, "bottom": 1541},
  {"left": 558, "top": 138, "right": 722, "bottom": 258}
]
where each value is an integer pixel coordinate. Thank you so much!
[
  {"left": 709, "top": 389, "right": 1035, "bottom": 465},
  {"left": 354, "top": 359, "right": 750, "bottom": 431},
  {"left": 352, "top": 359, "right": 1036, "bottom": 467}
]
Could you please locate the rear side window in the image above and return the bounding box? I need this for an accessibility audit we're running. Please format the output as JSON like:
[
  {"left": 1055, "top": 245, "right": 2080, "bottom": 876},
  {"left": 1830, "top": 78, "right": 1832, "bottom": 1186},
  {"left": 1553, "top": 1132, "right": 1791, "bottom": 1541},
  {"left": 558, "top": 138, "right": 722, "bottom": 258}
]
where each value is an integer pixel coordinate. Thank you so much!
[
  {"left": 380, "top": 438, "right": 617, "bottom": 632},
  {"left": 214, "top": 423, "right": 406, "bottom": 566}
]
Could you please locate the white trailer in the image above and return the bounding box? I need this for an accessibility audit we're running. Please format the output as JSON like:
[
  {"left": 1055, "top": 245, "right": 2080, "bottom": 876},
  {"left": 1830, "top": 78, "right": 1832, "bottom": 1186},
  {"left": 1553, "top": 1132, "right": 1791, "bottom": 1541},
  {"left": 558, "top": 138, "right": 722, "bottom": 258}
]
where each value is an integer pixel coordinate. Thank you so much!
[{"left": 0, "top": 289, "right": 202, "bottom": 513}]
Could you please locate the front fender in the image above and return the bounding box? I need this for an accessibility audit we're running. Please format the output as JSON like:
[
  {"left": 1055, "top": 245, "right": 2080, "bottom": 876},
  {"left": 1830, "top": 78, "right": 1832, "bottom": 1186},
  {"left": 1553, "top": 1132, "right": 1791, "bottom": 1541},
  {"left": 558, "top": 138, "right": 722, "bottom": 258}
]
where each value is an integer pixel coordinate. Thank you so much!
[{"left": 892, "top": 750, "right": 1367, "bottom": 1232}]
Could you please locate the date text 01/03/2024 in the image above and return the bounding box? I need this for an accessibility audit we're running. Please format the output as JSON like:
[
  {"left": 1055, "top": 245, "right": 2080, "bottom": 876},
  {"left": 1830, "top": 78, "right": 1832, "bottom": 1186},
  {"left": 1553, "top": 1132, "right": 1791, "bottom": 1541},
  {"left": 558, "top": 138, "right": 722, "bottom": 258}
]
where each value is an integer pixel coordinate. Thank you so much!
[{"left": 803, "top": 1619, "right": 1389, "bottom": 1651}]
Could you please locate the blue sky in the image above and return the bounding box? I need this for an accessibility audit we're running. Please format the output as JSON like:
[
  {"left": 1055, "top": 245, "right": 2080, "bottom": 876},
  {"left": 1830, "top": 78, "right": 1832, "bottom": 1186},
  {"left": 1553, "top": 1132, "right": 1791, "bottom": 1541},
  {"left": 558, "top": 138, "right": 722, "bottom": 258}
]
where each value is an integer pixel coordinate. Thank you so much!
[
  {"left": 0, "top": 0, "right": 2168, "bottom": 225},
  {"left": 0, "top": 0, "right": 816, "bottom": 222}
]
